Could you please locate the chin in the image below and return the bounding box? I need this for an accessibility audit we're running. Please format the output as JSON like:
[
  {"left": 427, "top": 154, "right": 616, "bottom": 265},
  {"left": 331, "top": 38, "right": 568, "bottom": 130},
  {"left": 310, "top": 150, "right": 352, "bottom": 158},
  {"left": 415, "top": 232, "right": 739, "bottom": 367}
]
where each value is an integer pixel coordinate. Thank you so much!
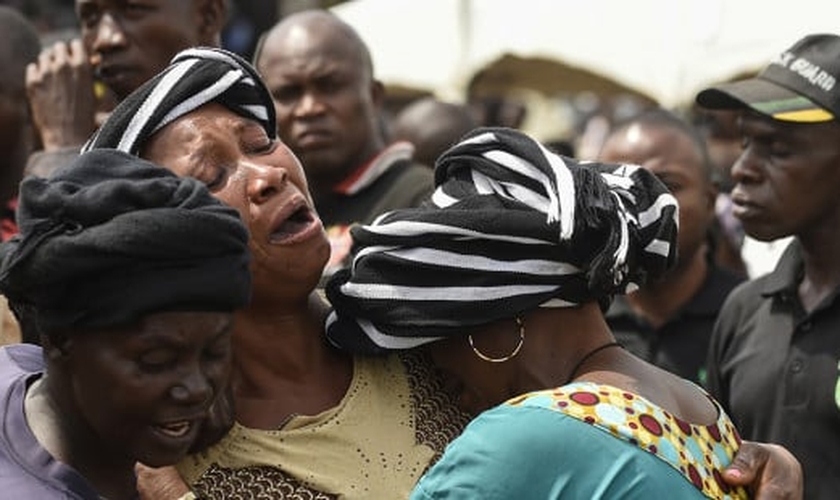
[
  {"left": 136, "top": 449, "right": 191, "bottom": 468},
  {"left": 132, "top": 437, "right": 195, "bottom": 468},
  {"left": 741, "top": 223, "right": 789, "bottom": 243}
]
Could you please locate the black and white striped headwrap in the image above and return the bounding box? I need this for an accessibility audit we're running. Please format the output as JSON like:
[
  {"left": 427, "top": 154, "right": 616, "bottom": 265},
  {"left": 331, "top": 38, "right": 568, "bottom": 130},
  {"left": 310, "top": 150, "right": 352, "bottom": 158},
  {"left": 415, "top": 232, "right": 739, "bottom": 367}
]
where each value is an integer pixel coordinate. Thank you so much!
[
  {"left": 82, "top": 47, "right": 275, "bottom": 154},
  {"left": 325, "top": 127, "right": 679, "bottom": 353}
]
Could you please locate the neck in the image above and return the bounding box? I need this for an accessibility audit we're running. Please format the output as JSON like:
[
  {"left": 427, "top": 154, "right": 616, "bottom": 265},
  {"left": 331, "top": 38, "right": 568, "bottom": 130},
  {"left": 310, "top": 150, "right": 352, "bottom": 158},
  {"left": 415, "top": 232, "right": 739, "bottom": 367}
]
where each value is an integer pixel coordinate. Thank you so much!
[
  {"left": 626, "top": 248, "right": 708, "bottom": 328},
  {"left": 796, "top": 224, "right": 840, "bottom": 311},
  {"left": 564, "top": 341, "right": 623, "bottom": 385},
  {"left": 230, "top": 292, "right": 353, "bottom": 427},
  {"left": 513, "top": 304, "right": 617, "bottom": 393},
  {"left": 26, "top": 377, "right": 137, "bottom": 499},
  {"left": 510, "top": 306, "right": 717, "bottom": 424}
]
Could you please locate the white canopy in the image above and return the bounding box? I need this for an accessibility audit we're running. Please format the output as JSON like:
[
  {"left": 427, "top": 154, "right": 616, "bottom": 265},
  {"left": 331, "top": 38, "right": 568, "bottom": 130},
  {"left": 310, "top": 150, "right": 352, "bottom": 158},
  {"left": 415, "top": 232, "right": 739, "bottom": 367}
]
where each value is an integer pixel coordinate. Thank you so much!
[{"left": 332, "top": 0, "right": 840, "bottom": 107}]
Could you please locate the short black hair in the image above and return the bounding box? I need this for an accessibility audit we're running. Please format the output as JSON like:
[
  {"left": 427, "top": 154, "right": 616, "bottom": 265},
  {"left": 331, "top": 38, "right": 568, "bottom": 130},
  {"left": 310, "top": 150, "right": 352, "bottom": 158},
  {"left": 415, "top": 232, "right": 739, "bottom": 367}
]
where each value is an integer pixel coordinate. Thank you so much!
[{"left": 607, "top": 108, "right": 714, "bottom": 184}]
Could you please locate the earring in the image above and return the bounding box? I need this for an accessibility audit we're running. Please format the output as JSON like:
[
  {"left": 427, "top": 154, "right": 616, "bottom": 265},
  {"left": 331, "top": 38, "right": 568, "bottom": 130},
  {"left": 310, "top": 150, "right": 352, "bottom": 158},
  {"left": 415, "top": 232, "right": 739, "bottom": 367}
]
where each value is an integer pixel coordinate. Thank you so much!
[{"left": 468, "top": 317, "right": 525, "bottom": 363}]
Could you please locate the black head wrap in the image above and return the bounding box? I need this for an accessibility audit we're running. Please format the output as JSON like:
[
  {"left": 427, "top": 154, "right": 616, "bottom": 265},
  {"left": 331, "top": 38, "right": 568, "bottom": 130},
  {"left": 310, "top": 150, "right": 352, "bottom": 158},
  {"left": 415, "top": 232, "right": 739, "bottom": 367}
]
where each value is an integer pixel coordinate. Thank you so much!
[
  {"left": 325, "top": 127, "right": 678, "bottom": 353},
  {"left": 83, "top": 47, "right": 275, "bottom": 154},
  {"left": 0, "top": 149, "right": 251, "bottom": 333}
]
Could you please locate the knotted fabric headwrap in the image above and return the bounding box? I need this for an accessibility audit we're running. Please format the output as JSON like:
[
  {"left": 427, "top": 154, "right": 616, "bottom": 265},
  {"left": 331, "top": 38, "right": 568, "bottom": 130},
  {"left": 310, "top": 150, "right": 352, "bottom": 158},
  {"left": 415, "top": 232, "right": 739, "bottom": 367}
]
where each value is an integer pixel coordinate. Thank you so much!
[
  {"left": 0, "top": 149, "right": 251, "bottom": 333},
  {"left": 83, "top": 46, "right": 275, "bottom": 154},
  {"left": 325, "top": 127, "right": 678, "bottom": 353}
]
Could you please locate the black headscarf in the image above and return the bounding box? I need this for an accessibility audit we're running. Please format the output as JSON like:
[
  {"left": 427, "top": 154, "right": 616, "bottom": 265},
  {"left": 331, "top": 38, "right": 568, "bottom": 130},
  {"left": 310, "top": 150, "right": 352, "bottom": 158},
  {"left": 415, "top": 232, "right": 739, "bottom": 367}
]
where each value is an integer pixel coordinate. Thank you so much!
[
  {"left": 325, "top": 127, "right": 679, "bottom": 353},
  {"left": 83, "top": 47, "right": 275, "bottom": 154},
  {"left": 0, "top": 149, "right": 251, "bottom": 333}
]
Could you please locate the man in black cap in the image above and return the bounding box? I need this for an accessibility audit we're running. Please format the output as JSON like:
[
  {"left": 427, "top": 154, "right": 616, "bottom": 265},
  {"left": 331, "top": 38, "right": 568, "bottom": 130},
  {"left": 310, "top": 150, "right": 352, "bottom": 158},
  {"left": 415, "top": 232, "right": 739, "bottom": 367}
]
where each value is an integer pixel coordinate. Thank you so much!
[{"left": 697, "top": 33, "right": 840, "bottom": 500}]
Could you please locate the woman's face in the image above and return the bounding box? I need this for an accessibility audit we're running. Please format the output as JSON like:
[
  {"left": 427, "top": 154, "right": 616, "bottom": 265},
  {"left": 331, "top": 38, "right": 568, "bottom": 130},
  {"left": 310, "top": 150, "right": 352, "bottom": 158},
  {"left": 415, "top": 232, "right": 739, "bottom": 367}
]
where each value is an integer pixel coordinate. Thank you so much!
[
  {"left": 142, "top": 103, "right": 331, "bottom": 300},
  {"left": 426, "top": 320, "right": 521, "bottom": 416},
  {"left": 58, "top": 310, "right": 232, "bottom": 467}
]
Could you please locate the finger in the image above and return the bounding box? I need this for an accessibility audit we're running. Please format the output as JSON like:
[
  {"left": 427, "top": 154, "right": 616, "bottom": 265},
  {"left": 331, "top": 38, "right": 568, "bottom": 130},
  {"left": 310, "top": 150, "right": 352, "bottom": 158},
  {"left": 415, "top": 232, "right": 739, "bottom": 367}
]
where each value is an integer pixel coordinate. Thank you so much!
[
  {"left": 723, "top": 440, "right": 766, "bottom": 485},
  {"left": 729, "top": 442, "right": 803, "bottom": 500},
  {"left": 50, "top": 41, "right": 70, "bottom": 70},
  {"left": 68, "top": 38, "right": 88, "bottom": 66},
  {"left": 37, "top": 46, "right": 55, "bottom": 72},
  {"left": 25, "top": 61, "right": 41, "bottom": 88}
]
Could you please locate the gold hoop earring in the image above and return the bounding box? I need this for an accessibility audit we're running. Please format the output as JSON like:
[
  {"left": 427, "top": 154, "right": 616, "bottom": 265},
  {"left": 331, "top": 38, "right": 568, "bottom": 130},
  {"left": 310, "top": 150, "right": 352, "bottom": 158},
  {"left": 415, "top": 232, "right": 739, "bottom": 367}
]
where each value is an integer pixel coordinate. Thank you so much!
[{"left": 468, "top": 317, "right": 525, "bottom": 363}]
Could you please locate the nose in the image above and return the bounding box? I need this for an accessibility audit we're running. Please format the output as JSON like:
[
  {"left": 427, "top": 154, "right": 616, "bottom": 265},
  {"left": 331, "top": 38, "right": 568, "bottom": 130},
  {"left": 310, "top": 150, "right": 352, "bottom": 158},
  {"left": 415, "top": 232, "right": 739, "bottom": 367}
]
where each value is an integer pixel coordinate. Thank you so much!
[
  {"left": 293, "top": 91, "right": 326, "bottom": 118},
  {"left": 91, "top": 13, "right": 127, "bottom": 52},
  {"left": 169, "top": 363, "right": 213, "bottom": 405},
  {"left": 246, "top": 161, "right": 288, "bottom": 204},
  {"left": 729, "top": 148, "right": 762, "bottom": 185}
]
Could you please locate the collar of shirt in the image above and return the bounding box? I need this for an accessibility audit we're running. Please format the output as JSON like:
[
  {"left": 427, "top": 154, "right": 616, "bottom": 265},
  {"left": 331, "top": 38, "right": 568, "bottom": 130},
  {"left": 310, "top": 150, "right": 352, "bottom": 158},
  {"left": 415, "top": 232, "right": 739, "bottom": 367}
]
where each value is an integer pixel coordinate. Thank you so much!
[
  {"left": 332, "top": 142, "right": 415, "bottom": 196},
  {"left": 760, "top": 239, "right": 804, "bottom": 298},
  {"left": 760, "top": 238, "right": 840, "bottom": 320},
  {"left": 605, "top": 265, "right": 734, "bottom": 324}
]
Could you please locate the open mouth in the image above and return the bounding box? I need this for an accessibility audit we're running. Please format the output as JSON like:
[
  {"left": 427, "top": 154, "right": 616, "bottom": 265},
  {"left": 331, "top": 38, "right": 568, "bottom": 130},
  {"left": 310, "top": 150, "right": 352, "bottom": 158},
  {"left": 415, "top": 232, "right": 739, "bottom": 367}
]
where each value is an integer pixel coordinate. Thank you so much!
[
  {"left": 269, "top": 204, "right": 320, "bottom": 244},
  {"left": 153, "top": 420, "right": 193, "bottom": 439}
]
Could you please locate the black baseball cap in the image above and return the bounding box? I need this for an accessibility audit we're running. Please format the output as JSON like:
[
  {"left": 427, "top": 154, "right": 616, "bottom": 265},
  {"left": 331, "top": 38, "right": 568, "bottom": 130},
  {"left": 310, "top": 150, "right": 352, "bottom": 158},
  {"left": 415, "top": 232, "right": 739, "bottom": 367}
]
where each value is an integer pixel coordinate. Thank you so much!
[{"left": 696, "top": 33, "right": 840, "bottom": 122}]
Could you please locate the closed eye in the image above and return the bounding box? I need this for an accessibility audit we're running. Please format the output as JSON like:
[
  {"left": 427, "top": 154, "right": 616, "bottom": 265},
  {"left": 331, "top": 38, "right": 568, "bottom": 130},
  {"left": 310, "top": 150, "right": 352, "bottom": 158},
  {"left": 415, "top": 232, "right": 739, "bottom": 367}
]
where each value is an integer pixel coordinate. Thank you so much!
[
  {"left": 205, "top": 168, "right": 228, "bottom": 191},
  {"left": 139, "top": 349, "right": 177, "bottom": 373}
]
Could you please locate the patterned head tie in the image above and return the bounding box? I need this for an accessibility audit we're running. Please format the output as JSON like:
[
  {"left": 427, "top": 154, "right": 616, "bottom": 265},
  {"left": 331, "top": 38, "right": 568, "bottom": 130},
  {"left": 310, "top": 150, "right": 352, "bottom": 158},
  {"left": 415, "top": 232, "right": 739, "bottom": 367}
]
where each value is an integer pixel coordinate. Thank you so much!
[
  {"left": 0, "top": 149, "right": 251, "bottom": 334},
  {"left": 83, "top": 46, "right": 275, "bottom": 154},
  {"left": 325, "top": 127, "right": 678, "bottom": 353}
]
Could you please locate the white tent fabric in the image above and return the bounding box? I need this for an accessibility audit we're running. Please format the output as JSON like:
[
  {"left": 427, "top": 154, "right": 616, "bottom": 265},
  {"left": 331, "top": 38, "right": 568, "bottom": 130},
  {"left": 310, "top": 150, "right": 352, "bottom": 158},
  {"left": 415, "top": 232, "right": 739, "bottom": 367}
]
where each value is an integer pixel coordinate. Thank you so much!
[{"left": 332, "top": 0, "right": 840, "bottom": 107}]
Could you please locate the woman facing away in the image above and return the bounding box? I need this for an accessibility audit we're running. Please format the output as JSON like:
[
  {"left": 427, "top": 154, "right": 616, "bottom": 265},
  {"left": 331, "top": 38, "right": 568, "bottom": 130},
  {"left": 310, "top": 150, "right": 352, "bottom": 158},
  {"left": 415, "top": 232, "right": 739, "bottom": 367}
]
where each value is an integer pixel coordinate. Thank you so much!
[
  {"left": 83, "top": 47, "right": 802, "bottom": 499},
  {"left": 0, "top": 149, "right": 251, "bottom": 499},
  {"left": 324, "top": 126, "right": 753, "bottom": 499}
]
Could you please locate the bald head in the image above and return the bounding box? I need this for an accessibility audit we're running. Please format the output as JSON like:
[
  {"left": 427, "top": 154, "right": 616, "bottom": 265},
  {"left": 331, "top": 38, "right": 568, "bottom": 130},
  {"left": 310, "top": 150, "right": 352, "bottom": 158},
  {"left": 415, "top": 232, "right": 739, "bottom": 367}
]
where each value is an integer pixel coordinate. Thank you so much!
[{"left": 256, "top": 9, "right": 374, "bottom": 81}]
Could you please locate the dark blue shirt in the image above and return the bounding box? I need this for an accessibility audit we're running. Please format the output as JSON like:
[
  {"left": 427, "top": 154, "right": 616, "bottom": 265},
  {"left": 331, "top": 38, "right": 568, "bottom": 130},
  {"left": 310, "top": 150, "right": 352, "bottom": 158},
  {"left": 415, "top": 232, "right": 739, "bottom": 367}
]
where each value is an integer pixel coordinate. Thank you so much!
[{"left": 606, "top": 264, "right": 743, "bottom": 384}]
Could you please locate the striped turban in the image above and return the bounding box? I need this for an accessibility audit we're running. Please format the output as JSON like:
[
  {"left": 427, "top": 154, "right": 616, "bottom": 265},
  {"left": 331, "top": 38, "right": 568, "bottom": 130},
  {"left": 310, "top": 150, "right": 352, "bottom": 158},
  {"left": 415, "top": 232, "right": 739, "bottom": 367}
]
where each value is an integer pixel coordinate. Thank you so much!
[
  {"left": 83, "top": 47, "right": 275, "bottom": 154},
  {"left": 0, "top": 149, "right": 251, "bottom": 334},
  {"left": 325, "top": 127, "right": 678, "bottom": 353}
]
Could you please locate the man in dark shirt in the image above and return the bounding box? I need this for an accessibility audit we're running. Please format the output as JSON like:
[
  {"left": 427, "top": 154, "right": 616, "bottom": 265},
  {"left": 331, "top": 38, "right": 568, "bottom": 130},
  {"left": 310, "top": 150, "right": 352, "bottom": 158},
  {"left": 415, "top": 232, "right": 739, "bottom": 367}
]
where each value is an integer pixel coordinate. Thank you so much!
[
  {"left": 599, "top": 109, "right": 743, "bottom": 384},
  {"left": 697, "top": 33, "right": 840, "bottom": 500}
]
